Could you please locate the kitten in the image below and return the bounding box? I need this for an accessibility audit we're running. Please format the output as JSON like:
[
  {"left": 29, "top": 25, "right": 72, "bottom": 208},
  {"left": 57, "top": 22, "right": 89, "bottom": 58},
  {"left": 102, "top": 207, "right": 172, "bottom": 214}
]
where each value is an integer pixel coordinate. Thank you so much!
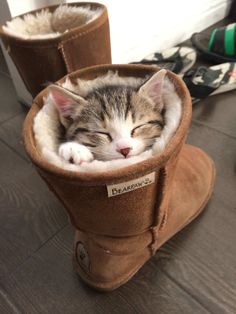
[{"left": 50, "top": 70, "right": 166, "bottom": 164}]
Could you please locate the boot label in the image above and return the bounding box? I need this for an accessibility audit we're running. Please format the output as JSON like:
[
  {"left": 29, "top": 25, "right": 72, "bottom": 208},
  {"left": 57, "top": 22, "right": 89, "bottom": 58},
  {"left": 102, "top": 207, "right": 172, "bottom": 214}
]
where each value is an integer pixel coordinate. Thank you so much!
[{"left": 107, "top": 172, "right": 155, "bottom": 197}]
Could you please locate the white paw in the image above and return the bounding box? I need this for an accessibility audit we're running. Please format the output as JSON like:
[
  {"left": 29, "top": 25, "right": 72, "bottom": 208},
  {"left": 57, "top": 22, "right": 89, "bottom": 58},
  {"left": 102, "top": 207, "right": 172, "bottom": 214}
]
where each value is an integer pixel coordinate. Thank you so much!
[{"left": 58, "top": 142, "right": 94, "bottom": 165}]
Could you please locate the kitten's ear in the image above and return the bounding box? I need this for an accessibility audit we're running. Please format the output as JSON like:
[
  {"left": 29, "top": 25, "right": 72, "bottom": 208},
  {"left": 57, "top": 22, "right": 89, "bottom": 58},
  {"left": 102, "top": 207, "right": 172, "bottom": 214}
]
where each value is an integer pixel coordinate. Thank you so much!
[
  {"left": 49, "top": 84, "right": 87, "bottom": 122},
  {"left": 139, "top": 69, "right": 166, "bottom": 109}
]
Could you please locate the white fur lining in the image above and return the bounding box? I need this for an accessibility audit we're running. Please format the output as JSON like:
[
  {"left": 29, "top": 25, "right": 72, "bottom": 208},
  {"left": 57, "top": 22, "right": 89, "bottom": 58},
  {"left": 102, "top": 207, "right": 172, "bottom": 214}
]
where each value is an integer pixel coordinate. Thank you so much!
[
  {"left": 3, "top": 5, "right": 103, "bottom": 40},
  {"left": 33, "top": 72, "right": 182, "bottom": 173}
]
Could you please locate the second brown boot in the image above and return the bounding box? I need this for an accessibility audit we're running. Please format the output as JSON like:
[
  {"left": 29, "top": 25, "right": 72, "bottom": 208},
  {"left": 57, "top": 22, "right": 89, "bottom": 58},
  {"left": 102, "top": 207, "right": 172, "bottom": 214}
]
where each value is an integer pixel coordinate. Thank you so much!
[{"left": 0, "top": 2, "right": 111, "bottom": 97}]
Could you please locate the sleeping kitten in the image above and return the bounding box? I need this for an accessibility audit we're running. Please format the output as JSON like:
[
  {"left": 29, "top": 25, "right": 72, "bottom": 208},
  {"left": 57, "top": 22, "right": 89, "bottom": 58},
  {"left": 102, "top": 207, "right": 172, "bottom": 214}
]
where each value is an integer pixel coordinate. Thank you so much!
[{"left": 50, "top": 70, "right": 166, "bottom": 164}]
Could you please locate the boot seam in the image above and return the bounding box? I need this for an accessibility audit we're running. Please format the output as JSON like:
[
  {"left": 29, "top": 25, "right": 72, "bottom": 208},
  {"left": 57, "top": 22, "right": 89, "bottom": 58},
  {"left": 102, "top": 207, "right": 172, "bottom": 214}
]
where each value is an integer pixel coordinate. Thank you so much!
[{"left": 58, "top": 18, "right": 108, "bottom": 72}]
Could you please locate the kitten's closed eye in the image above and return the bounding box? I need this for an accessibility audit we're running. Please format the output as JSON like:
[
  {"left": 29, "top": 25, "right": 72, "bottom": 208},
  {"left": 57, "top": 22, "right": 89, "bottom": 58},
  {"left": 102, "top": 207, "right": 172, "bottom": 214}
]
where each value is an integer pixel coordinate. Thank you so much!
[
  {"left": 131, "top": 120, "right": 163, "bottom": 137},
  {"left": 74, "top": 127, "right": 112, "bottom": 142},
  {"left": 95, "top": 131, "right": 112, "bottom": 142}
]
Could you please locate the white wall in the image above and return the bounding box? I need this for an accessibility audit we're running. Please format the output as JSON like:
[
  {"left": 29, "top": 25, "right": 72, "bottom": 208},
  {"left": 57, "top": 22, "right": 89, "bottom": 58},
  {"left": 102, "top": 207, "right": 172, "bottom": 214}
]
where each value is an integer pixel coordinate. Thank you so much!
[{"left": 67, "top": 0, "right": 233, "bottom": 63}]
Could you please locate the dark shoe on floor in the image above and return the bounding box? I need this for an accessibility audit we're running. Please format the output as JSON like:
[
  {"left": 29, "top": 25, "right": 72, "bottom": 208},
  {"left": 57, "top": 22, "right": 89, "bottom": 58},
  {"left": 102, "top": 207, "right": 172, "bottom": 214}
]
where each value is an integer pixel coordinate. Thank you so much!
[
  {"left": 191, "top": 23, "right": 236, "bottom": 63},
  {"left": 132, "top": 46, "right": 197, "bottom": 75},
  {"left": 183, "top": 62, "right": 236, "bottom": 103}
]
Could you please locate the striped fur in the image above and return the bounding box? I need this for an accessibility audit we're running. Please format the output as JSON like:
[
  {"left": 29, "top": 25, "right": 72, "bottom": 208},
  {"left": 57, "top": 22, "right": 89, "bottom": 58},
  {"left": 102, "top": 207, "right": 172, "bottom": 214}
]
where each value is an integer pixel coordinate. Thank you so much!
[{"left": 50, "top": 73, "right": 165, "bottom": 162}]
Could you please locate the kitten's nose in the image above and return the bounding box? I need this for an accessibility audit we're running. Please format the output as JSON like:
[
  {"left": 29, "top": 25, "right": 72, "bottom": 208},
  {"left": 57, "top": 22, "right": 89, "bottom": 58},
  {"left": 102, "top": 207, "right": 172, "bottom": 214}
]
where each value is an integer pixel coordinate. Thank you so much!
[{"left": 118, "top": 147, "right": 131, "bottom": 157}]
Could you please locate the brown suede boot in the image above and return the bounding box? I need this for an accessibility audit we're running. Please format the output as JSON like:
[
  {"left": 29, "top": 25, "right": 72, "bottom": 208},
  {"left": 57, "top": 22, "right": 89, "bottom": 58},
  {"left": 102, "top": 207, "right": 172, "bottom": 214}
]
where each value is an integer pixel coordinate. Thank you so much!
[
  {"left": 0, "top": 2, "right": 111, "bottom": 97},
  {"left": 23, "top": 64, "right": 215, "bottom": 291}
]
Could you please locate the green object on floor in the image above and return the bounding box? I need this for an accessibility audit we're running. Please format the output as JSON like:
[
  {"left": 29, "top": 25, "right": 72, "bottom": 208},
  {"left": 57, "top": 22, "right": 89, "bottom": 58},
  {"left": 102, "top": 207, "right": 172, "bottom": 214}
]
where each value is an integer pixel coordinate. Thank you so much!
[{"left": 192, "top": 23, "right": 236, "bottom": 63}]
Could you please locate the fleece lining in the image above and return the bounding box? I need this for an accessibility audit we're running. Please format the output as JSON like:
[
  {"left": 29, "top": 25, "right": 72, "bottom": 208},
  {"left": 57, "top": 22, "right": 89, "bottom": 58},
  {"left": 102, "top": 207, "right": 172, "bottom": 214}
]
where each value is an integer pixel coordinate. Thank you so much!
[
  {"left": 3, "top": 5, "right": 103, "bottom": 40},
  {"left": 33, "top": 72, "right": 182, "bottom": 173}
]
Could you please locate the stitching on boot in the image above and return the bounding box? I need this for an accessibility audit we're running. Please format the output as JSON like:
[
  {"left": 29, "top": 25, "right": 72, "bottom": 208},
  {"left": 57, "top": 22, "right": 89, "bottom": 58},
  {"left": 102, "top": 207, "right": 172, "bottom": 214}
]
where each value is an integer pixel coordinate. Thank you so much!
[
  {"left": 149, "top": 166, "right": 169, "bottom": 256},
  {"left": 58, "top": 19, "right": 108, "bottom": 72},
  {"left": 153, "top": 168, "right": 167, "bottom": 227},
  {"left": 149, "top": 226, "right": 158, "bottom": 255},
  {"left": 159, "top": 210, "right": 168, "bottom": 232},
  {"left": 149, "top": 208, "right": 168, "bottom": 255},
  {"left": 87, "top": 232, "right": 151, "bottom": 256},
  {"left": 59, "top": 16, "right": 107, "bottom": 45},
  {"left": 8, "top": 43, "right": 60, "bottom": 49},
  {"left": 59, "top": 44, "right": 71, "bottom": 72}
]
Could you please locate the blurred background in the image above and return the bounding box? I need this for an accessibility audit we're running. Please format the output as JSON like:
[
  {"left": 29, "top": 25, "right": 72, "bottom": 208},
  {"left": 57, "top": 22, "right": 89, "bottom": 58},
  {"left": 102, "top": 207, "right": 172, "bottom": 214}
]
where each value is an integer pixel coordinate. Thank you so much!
[{"left": 0, "top": 0, "right": 234, "bottom": 104}]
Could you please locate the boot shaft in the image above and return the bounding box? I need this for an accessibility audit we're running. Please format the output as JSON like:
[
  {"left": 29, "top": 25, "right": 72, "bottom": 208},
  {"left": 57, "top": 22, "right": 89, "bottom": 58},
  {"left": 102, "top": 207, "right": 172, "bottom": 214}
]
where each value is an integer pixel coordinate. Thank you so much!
[{"left": 23, "top": 64, "right": 192, "bottom": 237}]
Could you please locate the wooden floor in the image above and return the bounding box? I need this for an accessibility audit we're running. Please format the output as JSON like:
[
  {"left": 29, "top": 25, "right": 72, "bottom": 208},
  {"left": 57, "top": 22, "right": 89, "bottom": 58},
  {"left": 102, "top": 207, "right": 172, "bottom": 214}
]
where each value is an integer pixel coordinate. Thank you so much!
[{"left": 0, "top": 22, "right": 236, "bottom": 314}]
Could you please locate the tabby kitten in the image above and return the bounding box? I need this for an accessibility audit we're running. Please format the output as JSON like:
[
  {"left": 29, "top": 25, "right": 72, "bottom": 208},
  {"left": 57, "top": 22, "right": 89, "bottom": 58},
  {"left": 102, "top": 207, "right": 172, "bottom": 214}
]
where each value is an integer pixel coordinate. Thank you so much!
[{"left": 50, "top": 70, "right": 166, "bottom": 164}]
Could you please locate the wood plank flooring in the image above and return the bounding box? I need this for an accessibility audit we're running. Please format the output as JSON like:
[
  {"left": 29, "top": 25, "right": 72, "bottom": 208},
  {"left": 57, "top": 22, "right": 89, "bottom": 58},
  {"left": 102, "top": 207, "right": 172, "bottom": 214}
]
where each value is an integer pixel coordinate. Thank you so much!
[{"left": 0, "top": 21, "right": 235, "bottom": 314}]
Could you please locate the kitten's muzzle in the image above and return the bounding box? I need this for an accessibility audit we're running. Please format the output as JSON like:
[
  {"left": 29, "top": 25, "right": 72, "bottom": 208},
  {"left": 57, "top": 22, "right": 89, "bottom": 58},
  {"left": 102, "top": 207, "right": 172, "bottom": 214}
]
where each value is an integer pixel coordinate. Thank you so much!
[{"left": 117, "top": 147, "right": 132, "bottom": 158}]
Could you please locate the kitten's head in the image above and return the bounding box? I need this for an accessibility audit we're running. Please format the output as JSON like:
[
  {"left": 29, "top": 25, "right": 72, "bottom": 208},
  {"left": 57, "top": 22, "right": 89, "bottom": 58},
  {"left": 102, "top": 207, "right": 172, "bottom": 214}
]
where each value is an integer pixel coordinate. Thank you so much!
[{"left": 50, "top": 70, "right": 166, "bottom": 161}]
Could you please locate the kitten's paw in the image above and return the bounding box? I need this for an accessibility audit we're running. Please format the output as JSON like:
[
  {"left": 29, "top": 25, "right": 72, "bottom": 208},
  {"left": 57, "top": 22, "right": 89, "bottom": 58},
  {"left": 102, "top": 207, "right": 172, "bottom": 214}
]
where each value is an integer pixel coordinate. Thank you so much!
[{"left": 59, "top": 142, "right": 94, "bottom": 164}]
